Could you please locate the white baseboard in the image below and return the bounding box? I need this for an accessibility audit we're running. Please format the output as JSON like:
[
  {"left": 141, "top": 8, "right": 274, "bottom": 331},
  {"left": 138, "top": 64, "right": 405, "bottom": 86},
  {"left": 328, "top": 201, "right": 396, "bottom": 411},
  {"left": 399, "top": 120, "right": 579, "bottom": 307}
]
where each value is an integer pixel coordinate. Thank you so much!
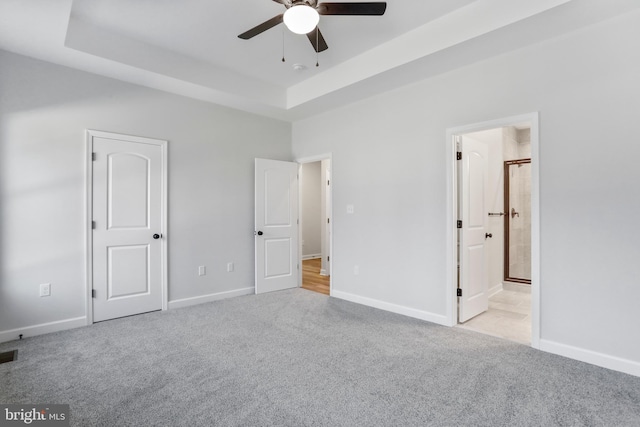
[
  {"left": 0, "top": 316, "right": 87, "bottom": 344},
  {"left": 488, "top": 282, "right": 503, "bottom": 298},
  {"left": 539, "top": 339, "right": 640, "bottom": 378},
  {"left": 332, "top": 290, "right": 450, "bottom": 326},
  {"left": 168, "top": 287, "right": 254, "bottom": 310},
  {"left": 301, "top": 254, "right": 322, "bottom": 260}
]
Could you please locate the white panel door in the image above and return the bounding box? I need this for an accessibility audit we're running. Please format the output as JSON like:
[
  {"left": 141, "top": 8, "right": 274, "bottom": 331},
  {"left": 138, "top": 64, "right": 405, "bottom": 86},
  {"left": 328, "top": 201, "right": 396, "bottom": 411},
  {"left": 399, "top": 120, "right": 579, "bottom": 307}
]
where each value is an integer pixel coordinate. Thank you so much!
[
  {"left": 255, "top": 158, "right": 299, "bottom": 294},
  {"left": 459, "top": 136, "right": 489, "bottom": 322},
  {"left": 92, "top": 134, "right": 165, "bottom": 322}
]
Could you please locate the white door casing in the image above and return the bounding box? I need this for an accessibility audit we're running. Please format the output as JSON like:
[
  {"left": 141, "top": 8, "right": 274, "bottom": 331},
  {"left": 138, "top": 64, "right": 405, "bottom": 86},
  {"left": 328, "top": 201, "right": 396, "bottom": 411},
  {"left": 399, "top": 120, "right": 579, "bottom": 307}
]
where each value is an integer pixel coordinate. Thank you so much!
[
  {"left": 322, "top": 165, "right": 332, "bottom": 277},
  {"left": 459, "top": 135, "right": 489, "bottom": 322},
  {"left": 255, "top": 158, "right": 299, "bottom": 294},
  {"left": 87, "top": 130, "right": 167, "bottom": 322}
]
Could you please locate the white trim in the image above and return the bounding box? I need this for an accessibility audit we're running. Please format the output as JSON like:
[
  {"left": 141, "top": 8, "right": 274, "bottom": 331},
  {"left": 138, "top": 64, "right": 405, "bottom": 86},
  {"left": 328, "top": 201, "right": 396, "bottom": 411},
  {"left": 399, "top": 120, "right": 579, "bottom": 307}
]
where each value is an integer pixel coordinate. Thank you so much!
[
  {"left": 540, "top": 339, "right": 640, "bottom": 378},
  {"left": 301, "top": 253, "right": 322, "bottom": 260},
  {"left": 296, "top": 153, "right": 333, "bottom": 164},
  {"left": 332, "top": 290, "right": 450, "bottom": 326},
  {"left": 85, "top": 130, "right": 169, "bottom": 324},
  {"left": 445, "top": 113, "right": 541, "bottom": 347},
  {"left": 488, "top": 282, "right": 503, "bottom": 298},
  {"left": 319, "top": 269, "right": 328, "bottom": 276},
  {"left": 85, "top": 137, "right": 93, "bottom": 326},
  {"left": 0, "top": 317, "right": 87, "bottom": 343},
  {"left": 168, "top": 287, "right": 254, "bottom": 310},
  {"left": 295, "top": 153, "right": 333, "bottom": 296}
]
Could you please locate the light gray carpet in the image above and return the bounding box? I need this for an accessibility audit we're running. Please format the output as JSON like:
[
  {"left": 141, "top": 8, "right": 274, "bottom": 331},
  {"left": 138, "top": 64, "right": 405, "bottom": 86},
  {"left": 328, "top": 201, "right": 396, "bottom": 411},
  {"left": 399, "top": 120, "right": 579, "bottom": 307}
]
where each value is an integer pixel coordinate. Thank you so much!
[{"left": 1, "top": 289, "right": 639, "bottom": 426}]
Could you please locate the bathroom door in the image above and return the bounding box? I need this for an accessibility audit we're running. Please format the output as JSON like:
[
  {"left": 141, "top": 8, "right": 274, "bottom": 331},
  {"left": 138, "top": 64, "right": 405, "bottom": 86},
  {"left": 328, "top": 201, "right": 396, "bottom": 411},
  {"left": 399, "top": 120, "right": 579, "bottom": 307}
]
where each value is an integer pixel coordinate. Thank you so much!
[{"left": 458, "top": 136, "right": 489, "bottom": 322}]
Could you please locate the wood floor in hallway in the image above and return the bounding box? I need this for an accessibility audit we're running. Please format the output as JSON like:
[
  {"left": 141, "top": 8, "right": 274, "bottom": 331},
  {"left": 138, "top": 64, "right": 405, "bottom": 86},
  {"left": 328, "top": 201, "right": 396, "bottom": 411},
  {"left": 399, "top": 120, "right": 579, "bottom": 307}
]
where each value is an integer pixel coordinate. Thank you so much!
[{"left": 302, "top": 258, "right": 330, "bottom": 295}]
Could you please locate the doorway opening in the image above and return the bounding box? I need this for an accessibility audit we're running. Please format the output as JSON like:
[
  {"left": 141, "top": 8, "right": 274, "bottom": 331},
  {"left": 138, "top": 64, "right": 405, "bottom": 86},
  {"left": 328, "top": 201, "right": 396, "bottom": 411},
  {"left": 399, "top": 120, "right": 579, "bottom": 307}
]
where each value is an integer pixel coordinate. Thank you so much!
[
  {"left": 298, "top": 157, "right": 332, "bottom": 296},
  {"left": 446, "top": 114, "right": 539, "bottom": 347}
]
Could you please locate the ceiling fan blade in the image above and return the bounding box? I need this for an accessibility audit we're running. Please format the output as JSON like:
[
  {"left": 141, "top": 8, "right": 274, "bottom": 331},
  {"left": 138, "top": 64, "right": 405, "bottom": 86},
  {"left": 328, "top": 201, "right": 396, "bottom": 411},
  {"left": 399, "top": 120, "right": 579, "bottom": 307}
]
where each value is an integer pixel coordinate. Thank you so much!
[
  {"left": 317, "top": 2, "right": 387, "bottom": 16},
  {"left": 238, "top": 14, "right": 284, "bottom": 40},
  {"left": 306, "top": 28, "right": 328, "bottom": 52}
]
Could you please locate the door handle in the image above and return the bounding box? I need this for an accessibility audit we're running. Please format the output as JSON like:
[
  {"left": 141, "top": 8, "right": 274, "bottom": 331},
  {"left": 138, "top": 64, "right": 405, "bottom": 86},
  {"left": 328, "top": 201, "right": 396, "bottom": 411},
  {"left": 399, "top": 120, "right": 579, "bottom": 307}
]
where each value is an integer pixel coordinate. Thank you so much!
[
  {"left": 153, "top": 234, "right": 162, "bottom": 239},
  {"left": 256, "top": 231, "right": 263, "bottom": 236},
  {"left": 485, "top": 233, "right": 493, "bottom": 239},
  {"left": 511, "top": 208, "right": 520, "bottom": 218}
]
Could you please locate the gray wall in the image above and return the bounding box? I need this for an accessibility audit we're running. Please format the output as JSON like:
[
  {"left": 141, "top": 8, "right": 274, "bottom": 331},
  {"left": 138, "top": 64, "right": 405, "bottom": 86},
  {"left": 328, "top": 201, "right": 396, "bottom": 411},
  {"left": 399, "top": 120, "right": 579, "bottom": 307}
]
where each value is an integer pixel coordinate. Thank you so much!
[
  {"left": 300, "top": 162, "right": 322, "bottom": 258},
  {"left": 0, "top": 50, "right": 291, "bottom": 333},
  {"left": 292, "top": 11, "right": 640, "bottom": 367}
]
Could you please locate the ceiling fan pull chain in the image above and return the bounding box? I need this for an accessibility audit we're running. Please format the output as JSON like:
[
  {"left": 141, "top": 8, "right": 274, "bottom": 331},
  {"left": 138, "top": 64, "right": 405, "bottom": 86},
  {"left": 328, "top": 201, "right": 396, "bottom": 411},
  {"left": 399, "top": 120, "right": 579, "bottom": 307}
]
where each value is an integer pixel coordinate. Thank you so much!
[
  {"left": 316, "top": 27, "right": 319, "bottom": 67},
  {"left": 282, "top": 28, "right": 286, "bottom": 62}
]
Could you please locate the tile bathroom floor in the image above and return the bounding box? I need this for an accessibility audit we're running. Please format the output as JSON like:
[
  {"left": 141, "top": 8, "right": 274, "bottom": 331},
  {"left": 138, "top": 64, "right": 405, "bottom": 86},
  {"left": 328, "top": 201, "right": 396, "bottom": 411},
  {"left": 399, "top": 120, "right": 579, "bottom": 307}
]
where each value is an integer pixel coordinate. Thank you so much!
[{"left": 457, "top": 288, "right": 531, "bottom": 345}]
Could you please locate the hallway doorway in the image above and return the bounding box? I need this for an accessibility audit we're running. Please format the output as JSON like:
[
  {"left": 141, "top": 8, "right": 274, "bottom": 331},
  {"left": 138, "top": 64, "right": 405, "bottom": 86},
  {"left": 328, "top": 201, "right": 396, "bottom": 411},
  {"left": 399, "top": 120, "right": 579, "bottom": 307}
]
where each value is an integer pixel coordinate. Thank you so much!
[{"left": 298, "top": 156, "right": 332, "bottom": 295}]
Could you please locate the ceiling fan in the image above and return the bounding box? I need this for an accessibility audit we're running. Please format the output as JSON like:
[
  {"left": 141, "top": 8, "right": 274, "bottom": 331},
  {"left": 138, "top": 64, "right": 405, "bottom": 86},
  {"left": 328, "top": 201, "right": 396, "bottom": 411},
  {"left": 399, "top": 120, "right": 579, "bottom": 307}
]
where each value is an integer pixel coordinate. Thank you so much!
[{"left": 238, "top": 1, "right": 387, "bottom": 53}]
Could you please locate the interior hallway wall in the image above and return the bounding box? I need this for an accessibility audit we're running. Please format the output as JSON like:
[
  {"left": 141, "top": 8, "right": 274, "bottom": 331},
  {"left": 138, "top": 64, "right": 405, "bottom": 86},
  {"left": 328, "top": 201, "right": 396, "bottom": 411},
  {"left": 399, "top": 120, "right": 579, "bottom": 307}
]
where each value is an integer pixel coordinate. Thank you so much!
[
  {"left": 292, "top": 11, "right": 640, "bottom": 373},
  {"left": 0, "top": 50, "right": 292, "bottom": 337}
]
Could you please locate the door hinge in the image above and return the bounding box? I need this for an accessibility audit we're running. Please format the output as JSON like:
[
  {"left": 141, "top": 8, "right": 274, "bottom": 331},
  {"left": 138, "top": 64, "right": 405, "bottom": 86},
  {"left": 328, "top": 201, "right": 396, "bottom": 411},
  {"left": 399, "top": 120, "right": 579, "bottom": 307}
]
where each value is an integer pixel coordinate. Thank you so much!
[
  {"left": 92, "top": 152, "right": 96, "bottom": 161},
  {"left": 327, "top": 180, "right": 330, "bottom": 186},
  {"left": 457, "top": 220, "right": 462, "bottom": 229},
  {"left": 297, "top": 264, "right": 299, "bottom": 270},
  {"left": 457, "top": 288, "right": 462, "bottom": 297},
  {"left": 456, "top": 152, "right": 462, "bottom": 161},
  {"left": 327, "top": 218, "right": 330, "bottom": 224},
  {"left": 92, "top": 220, "right": 96, "bottom": 230},
  {"left": 92, "top": 289, "right": 96, "bottom": 298},
  {"left": 297, "top": 219, "right": 299, "bottom": 225},
  {"left": 327, "top": 256, "right": 330, "bottom": 262}
]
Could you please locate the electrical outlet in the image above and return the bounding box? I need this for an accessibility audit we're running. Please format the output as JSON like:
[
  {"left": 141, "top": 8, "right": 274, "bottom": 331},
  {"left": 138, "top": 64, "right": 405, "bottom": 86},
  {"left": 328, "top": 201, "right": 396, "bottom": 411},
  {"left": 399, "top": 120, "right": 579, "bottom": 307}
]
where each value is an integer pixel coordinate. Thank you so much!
[
  {"left": 198, "top": 266, "right": 206, "bottom": 276},
  {"left": 40, "top": 283, "right": 51, "bottom": 297},
  {"left": 347, "top": 204, "right": 354, "bottom": 214},
  {"left": 227, "top": 262, "right": 234, "bottom": 273}
]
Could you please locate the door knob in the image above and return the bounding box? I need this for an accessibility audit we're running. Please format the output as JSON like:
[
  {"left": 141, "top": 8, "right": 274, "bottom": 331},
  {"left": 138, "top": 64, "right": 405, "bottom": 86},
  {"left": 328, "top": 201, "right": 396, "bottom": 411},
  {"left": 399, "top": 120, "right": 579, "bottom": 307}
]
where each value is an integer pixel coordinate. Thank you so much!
[
  {"left": 256, "top": 231, "right": 263, "bottom": 236},
  {"left": 153, "top": 234, "right": 161, "bottom": 239},
  {"left": 485, "top": 233, "right": 493, "bottom": 239}
]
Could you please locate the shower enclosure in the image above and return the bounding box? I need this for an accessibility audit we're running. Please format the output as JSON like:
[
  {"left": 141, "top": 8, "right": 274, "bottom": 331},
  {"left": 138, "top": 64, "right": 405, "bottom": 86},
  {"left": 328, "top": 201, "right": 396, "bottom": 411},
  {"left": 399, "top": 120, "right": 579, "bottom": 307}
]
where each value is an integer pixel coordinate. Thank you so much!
[{"left": 504, "top": 159, "right": 531, "bottom": 284}]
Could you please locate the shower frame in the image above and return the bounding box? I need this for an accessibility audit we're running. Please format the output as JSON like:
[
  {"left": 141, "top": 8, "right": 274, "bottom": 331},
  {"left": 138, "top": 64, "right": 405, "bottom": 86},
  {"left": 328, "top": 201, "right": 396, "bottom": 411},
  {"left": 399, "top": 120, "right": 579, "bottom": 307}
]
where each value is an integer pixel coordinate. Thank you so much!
[{"left": 504, "top": 158, "right": 531, "bottom": 284}]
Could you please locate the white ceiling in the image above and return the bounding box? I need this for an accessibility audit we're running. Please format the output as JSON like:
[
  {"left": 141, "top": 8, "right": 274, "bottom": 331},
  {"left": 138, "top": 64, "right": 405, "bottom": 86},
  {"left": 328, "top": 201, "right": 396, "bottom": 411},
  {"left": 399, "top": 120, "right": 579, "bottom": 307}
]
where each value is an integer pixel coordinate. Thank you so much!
[
  {"left": 69, "top": 0, "right": 475, "bottom": 88},
  {"left": 1, "top": 0, "right": 638, "bottom": 121}
]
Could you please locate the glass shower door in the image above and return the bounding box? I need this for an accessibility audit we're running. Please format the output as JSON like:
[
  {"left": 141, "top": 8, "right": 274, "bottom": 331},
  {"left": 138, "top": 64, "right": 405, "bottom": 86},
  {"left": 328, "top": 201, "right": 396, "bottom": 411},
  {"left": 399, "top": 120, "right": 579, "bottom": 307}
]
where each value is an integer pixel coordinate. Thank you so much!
[{"left": 504, "top": 159, "right": 531, "bottom": 284}]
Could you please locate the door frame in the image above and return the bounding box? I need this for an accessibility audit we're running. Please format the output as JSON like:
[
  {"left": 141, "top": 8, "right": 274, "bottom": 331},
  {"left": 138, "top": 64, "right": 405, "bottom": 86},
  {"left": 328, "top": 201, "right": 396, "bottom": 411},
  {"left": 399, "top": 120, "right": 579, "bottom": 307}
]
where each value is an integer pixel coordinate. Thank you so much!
[
  {"left": 85, "top": 130, "right": 168, "bottom": 325},
  {"left": 445, "top": 113, "right": 540, "bottom": 348},
  {"left": 296, "top": 153, "right": 333, "bottom": 296}
]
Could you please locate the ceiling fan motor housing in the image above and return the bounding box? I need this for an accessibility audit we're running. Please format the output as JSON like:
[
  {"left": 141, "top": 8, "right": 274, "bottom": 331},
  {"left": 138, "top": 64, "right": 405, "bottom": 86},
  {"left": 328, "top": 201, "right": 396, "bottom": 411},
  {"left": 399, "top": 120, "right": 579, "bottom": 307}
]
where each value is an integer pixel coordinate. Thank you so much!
[
  {"left": 239, "top": 1, "right": 387, "bottom": 52},
  {"left": 291, "top": 0, "right": 319, "bottom": 7}
]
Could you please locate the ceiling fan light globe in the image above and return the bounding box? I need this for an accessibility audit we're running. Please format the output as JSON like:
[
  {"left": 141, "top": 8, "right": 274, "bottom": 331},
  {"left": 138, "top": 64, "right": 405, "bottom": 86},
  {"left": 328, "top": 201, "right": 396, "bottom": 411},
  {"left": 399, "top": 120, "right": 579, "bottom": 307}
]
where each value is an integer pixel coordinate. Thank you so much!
[{"left": 283, "top": 5, "right": 319, "bottom": 35}]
